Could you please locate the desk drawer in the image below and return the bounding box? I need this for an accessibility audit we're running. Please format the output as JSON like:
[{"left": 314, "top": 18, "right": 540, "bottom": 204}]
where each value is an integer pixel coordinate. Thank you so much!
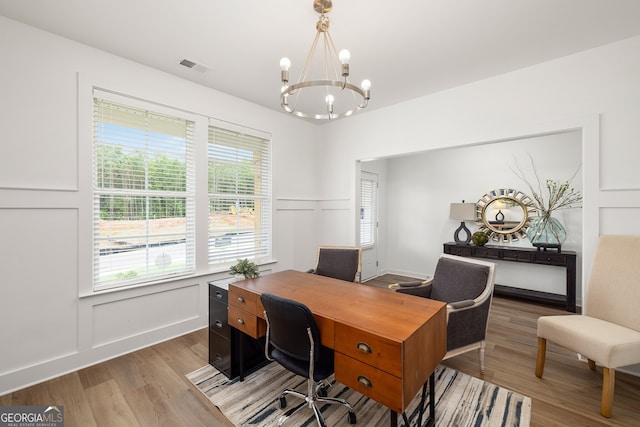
[
  {"left": 534, "top": 252, "right": 566, "bottom": 266},
  {"left": 446, "top": 245, "right": 473, "bottom": 257},
  {"left": 209, "top": 330, "right": 232, "bottom": 375},
  {"left": 334, "top": 352, "right": 403, "bottom": 414},
  {"left": 334, "top": 323, "right": 402, "bottom": 377},
  {"left": 229, "top": 285, "right": 258, "bottom": 312},
  {"left": 228, "top": 305, "right": 265, "bottom": 338},
  {"left": 209, "top": 299, "right": 231, "bottom": 337},
  {"left": 502, "top": 250, "right": 531, "bottom": 263},
  {"left": 472, "top": 247, "right": 499, "bottom": 259},
  {"left": 209, "top": 285, "right": 229, "bottom": 304}
]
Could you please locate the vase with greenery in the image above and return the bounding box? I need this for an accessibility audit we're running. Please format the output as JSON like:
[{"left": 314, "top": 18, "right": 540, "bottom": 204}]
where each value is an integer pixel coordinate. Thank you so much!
[
  {"left": 229, "top": 258, "right": 260, "bottom": 279},
  {"left": 513, "top": 156, "right": 582, "bottom": 249}
]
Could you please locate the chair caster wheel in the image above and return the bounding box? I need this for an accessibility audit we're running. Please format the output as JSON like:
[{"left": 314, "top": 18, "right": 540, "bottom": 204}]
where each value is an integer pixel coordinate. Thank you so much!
[
  {"left": 279, "top": 396, "right": 287, "bottom": 409},
  {"left": 318, "top": 385, "right": 328, "bottom": 397},
  {"left": 348, "top": 410, "right": 356, "bottom": 424}
]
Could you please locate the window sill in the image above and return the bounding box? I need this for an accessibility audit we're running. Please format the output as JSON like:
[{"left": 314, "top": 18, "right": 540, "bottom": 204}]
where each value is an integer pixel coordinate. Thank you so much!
[{"left": 80, "top": 258, "right": 279, "bottom": 299}]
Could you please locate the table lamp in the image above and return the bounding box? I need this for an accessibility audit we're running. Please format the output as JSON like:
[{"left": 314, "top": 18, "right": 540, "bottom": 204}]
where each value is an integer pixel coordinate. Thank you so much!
[{"left": 449, "top": 201, "right": 477, "bottom": 244}]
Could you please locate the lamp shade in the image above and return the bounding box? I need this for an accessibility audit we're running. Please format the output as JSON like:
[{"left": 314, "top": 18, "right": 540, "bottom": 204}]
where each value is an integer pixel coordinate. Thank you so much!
[
  {"left": 450, "top": 203, "right": 476, "bottom": 221},
  {"left": 491, "top": 198, "right": 510, "bottom": 210}
]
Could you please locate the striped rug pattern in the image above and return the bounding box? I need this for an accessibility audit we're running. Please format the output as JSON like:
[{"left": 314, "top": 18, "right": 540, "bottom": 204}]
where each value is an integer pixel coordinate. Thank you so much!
[{"left": 188, "top": 363, "right": 531, "bottom": 426}]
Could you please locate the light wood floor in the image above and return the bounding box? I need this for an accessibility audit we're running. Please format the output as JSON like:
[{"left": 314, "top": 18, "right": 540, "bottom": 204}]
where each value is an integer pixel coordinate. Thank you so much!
[{"left": 2, "top": 275, "right": 639, "bottom": 426}]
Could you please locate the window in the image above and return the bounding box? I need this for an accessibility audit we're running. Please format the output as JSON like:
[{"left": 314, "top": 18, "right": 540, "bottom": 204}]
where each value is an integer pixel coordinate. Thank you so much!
[
  {"left": 208, "top": 122, "right": 271, "bottom": 264},
  {"left": 93, "top": 95, "right": 195, "bottom": 290},
  {"left": 360, "top": 172, "right": 377, "bottom": 247}
]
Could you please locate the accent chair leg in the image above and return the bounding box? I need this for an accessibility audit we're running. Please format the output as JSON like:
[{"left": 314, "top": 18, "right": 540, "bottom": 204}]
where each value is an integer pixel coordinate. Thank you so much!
[
  {"left": 479, "top": 341, "right": 486, "bottom": 374},
  {"left": 535, "top": 337, "right": 546, "bottom": 378},
  {"left": 588, "top": 358, "right": 597, "bottom": 370},
  {"left": 601, "top": 367, "right": 615, "bottom": 417}
]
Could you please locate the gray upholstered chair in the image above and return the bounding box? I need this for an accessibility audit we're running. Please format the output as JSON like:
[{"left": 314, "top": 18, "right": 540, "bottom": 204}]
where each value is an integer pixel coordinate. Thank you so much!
[
  {"left": 535, "top": 235, "right": 640, "bottom": 418},
  {"left": 307, "top": 246, "right": 362, "bottom": 283},
  {"left": 393, "top": 254, "right": 496, "bottom": 372}
]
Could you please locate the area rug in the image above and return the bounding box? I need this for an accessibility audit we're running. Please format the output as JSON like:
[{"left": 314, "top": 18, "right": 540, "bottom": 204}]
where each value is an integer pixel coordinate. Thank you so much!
[{"left": 187, "top": 363, "right": 530, "bottom": 426}]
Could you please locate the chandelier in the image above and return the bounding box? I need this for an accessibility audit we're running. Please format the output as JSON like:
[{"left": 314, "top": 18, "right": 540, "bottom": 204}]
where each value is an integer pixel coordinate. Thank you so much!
[{"left": 279, "top": 0, "right": 371, "bottom": 120}]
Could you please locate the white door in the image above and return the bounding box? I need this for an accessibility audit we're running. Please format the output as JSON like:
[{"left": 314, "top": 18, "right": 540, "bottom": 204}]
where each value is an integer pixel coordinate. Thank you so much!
[{"left": 360, "top": 172, "right": 378, "bottom": 281}]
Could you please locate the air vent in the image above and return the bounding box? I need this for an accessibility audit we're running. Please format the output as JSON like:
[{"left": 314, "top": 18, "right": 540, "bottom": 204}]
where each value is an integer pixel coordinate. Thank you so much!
[
  {"left": 179, "top": 58, "right": 209, "bottom": 73},
  {"left": 179, "top": 58, "right": 197, "bottom": 68}
]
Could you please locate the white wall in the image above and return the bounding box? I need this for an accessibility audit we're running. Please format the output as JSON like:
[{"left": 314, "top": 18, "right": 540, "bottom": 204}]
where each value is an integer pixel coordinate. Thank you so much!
[
  {"left": 319, "top": 35, "right": 640, "bottom": 298},
  {"left": 381, "top": 132, "right": 582, "bottom": 296},
  {"left": 0, "top": 16, "right": 322, "bottom": 395},
  {"left": 319, "top": 35, "right": 640, "bottom": 374}
]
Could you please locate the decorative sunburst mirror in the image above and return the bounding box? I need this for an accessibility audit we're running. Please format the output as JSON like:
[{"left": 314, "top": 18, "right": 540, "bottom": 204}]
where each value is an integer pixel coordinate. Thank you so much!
[{"left": 476, "top": 189, "right": 538, "bottom": 242}]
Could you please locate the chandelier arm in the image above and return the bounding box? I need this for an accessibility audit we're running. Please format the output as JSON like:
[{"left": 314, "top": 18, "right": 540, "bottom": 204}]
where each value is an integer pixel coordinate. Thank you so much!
[
  {"left": 299, "top": 28, "right": 323, "bottom": 85},
  {"left": 324, "top": 31, "right": 343, "bottom": 82},
  {"left": 289, "top": 28, "right": 324, "bottom": 111},
  {"left": 323, "top": 32, "right": 331, "bottom": 98}
]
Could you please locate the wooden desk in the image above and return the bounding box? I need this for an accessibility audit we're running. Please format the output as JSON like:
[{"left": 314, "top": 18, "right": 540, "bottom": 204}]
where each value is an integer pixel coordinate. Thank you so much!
[
  {"left": 228, "top": 270, "right": 447, "bottom": 424},
  {"left": 443, "top": 242, "right": 577, "bottom": 312}
]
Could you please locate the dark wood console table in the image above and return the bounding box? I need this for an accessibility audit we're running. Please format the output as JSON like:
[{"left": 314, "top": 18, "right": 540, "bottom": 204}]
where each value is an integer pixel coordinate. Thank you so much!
[{"left": 443, "top": 242, "right": 577, "bottom": 312}]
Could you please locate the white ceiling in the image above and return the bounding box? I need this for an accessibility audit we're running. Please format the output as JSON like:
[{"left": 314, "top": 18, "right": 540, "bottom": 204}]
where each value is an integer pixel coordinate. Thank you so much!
[{"left": 2, "top": 0, "right": 640, "bottom": 121}]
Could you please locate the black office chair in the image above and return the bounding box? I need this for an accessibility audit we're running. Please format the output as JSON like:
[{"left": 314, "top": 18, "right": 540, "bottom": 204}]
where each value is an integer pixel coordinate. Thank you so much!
[{"left": 261, "top": 293, "right": 356, "bottom": 427}]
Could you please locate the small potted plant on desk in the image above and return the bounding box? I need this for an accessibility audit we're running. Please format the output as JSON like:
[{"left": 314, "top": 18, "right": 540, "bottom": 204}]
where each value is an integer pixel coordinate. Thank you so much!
[{"left": 229, "top": 258, "right": 260, "bottom": 280}]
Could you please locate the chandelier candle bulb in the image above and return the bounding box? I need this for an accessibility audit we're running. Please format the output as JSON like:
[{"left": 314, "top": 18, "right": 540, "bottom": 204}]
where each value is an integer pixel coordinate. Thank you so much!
[
  {"left": 339, "top": 49, "right": 350, "bottom": 63},
  {"left": 279, "top": 57, "right": 290, "bottom": 83},
  {"left": 279, "top": 57, "right": 290, "bottom": 71},
  {"left": 325, "top": 94, "right": 334, "bottom": 114},
  {"left": 339, "top": 49, "right": 350, "bottom": 77},
  {"left": 361, "top": 79, "right": 371, "bottom": 100}
]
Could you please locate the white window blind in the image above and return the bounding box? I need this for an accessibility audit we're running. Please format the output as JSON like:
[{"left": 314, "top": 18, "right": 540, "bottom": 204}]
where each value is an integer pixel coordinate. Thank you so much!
[
  {"left": 208, "top": 122, "right": 271, "bottom": 264},
  {"left": 360, "top": 173, "right": 377, "bottom": 247},
  {"left": 93, "top": 96, "right": 195, "bottom": 290}
]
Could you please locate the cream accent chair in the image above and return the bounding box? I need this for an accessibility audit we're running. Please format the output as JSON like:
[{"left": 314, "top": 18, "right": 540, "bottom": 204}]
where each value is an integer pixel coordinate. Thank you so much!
[{"left": 535, "top": 235, "right": 640, "bottom": 417}]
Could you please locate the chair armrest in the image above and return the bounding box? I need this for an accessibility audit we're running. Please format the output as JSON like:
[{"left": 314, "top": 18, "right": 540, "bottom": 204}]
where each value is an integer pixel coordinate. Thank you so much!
[
  {"left": 448, "top": 299, "right": 475, "bottom": 310},
  {"left": 393, "top": 283, "right": 433, "bottom": 298},
  {"left": 389, "top": 276, "right": 433, "bottom": 289},
  {"left": 396, "top": 281, "right": 424, "bottom": 288}
]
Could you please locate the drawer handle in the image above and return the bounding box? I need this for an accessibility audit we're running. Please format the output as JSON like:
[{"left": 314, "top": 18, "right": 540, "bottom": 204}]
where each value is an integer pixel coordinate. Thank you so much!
[
  {"left": 237, "top": 296, "right": 245, "bottom": 303},
  {"left": 215, "top": 291, "right": 223, "bottom": 299},
  {"left": 237, "top": 317, "right": 245, "bottom": 325},
  {"left": 547, "top": 257, "right": 552, "bottom": 261},
  {"left": 357, "top": 375, "right": 372, "bottom": 388},
  {"left": 357, "top": 342, "right": 372, "bottom": 354},
  {"left": 215, "top": 320, "right": 223, "bottom": 328}
]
